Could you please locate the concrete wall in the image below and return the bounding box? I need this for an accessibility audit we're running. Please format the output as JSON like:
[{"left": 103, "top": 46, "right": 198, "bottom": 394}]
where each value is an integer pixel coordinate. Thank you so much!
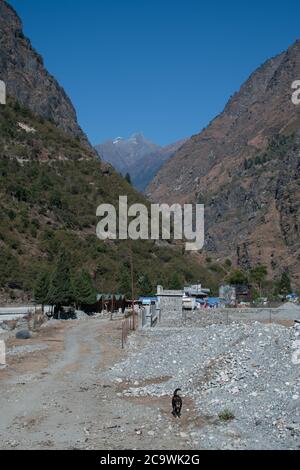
[
  {"left": 159, "top": 295, "right": 182, "bottom": 313},
  {"left": 0, "top": 80, "right": 6, "bottom": 105},
  {"left": 0, "top": 340, "right": 5, "bottom": 367},
  {"left": 156, "top": 286, "right": 183, "bottom": 315}
]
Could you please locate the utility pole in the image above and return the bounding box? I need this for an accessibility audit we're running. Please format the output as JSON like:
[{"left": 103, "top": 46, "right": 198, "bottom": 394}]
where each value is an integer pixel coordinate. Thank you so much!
[
  {"left": 111, "top": 293, "right": 114, "bottom": 321},
  {"left": 130, "top": 243, "right": 136, "bottom": 330}
]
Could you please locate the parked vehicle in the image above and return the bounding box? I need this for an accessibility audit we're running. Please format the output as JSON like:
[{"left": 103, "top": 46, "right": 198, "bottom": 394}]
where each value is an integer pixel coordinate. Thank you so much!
[{"left": 182, "top": 295, "right": 196, "bottom": 310}]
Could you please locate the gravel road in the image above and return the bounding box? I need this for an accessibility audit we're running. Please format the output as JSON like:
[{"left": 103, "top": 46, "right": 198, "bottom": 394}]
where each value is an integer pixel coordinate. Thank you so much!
[{"left": 0, "top": 319, "right": 195, "bottom": 450}]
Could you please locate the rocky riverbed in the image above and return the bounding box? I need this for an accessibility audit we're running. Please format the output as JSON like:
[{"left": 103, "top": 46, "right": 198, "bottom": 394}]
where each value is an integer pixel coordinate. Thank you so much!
[{"left": 107, "top": 308, "right": 300, "bottom": 450}]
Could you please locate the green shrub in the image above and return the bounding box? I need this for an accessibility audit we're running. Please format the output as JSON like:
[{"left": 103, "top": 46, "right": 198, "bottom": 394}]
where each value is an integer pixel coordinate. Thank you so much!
[{"left": 218, "top": 409, "right": 235, "bottom": 422}]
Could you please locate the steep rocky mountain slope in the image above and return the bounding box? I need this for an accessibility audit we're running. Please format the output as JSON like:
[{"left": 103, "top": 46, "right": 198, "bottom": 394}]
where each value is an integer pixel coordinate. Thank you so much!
[
  {"left": 0, "top": 1, "right": 220, "bottom": 303},
  {"left": 96, "top": 133, "right": 186, "bottom": 191},
  {"left": 0, "top": 0, "right": 90, "bottom": 146},
  {"left": 147, "top": 40, "right": 300, "bottom": 287}
]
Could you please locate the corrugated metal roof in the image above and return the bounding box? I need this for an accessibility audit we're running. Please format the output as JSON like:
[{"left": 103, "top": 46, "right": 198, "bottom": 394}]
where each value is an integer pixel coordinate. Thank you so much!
[{"left": 97, "top": 294, "right": 125, "bottom": 301}]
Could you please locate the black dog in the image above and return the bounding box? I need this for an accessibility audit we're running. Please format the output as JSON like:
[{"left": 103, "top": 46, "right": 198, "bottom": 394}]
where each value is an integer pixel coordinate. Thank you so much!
[{"left": 172, "top": 388, "right": 182, "bottom": 418}]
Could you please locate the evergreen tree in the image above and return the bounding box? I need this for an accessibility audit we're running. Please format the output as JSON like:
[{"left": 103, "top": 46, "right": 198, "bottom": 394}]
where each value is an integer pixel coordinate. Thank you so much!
[
  {"left": 73, "top": 269, "right": 97, "bottom": 307},
  {"left": 117, "top": 267, "right": 131, "bottom": 298},
  {"left": 227, "top": 269, "right": 248, "bottom": 286},
  {"left": 168, "top": 272, "right": 182, "bottom": 290},
  {"left": 34, "top": 270, "right": 51, "bottom": 312},
  {"left": 137, "top": 273, "right": 153, "bottom": 297},
  {"left": 125, "top": 173, "right": 132, "bottom": 185},
  {"left": 278, "top": 272, "right": 291, "bottom": 296},
  {"left": 47, "top": 250, "right": 74, "bottom": 307},
  {"left": 250, "top": 265, "right": 268, "bottom": 296}
]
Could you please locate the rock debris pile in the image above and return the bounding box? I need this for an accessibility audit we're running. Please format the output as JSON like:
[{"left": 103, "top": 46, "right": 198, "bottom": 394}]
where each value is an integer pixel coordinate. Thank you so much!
[{"left": 108, "top": 315, "right": 300, "bottom": 449}]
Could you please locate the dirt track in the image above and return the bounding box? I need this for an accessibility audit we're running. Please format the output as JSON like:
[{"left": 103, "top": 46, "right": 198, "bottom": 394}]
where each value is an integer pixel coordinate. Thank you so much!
[{"left": 0, "top": 319, "right": 203, "bottom": 450}]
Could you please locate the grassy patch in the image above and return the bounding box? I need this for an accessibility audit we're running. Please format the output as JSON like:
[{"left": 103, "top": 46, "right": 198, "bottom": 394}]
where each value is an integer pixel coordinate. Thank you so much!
[{"left": 218, "top": 409, "right": 235, "bottom": 422}]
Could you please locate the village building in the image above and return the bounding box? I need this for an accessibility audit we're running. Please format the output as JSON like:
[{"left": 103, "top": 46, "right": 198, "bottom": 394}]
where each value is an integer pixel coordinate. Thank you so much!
[
  {"left": 183, "top": 284, "right": 214, "bottom": 309},
  {"left": 156, "top": 285, "right": 183, "bottom": 316},
  {"left": 95, "top": 294, "right": 126, "bottom": 313},
  {"left": 219, "top": 284, "right": 251, "bottom": 306}
]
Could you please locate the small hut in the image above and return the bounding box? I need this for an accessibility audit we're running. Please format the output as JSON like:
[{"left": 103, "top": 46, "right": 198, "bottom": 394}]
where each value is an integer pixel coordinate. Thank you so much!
[{"left": 97, "top": 294, "right": 126, "bottom": 313}]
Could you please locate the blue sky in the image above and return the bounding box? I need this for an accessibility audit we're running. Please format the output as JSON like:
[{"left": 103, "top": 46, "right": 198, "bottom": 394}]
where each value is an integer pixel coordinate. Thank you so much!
[{"left": 9, "top": 0, "right": 300, "bottom": 146}]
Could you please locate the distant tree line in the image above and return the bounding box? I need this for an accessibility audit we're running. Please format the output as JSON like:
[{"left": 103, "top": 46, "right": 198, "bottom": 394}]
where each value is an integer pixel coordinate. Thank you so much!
[
  {"left": 116, "top": 263, "right": 183, "bottom": 299},
  {"left": 34, "top": 252, "right": 295, "bottom": 309},
  {"left": 226, "top": 264, "right": 293, "bottom": 299},
  {"left": 34, "top": 249, "right": 96, "bottom": 312}
]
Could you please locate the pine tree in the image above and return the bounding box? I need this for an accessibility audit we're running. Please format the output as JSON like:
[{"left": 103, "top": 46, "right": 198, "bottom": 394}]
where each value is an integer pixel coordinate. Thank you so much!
[
  {"left": 47, "top": 250, "right": 74, "bottom": 307},
  {"left": 125, "top": 173, "right": 132, "bottom": 185},
  {"left": 137, "top": 273, "right": 153, "bottom": 297},
  {"left": 73, "top": 270, "right": 97, "bottom": 307},
  {"left": 249, "top": 265, "right": 268, "bottom": 296},
  {"left": 227, "top": 269, "right": 248, "bottom": 286},
  {"left": 34, "top": 270, "right": 51, "bottom": 312},
  {"left": 117, "top": 267, "right": 131, "bottom": 298},
  {"left": 168, "top": 272, "right": 182, "bottom": 290},
  {"left": 279, "top": 272, "right": 291, "bottom": 296}
]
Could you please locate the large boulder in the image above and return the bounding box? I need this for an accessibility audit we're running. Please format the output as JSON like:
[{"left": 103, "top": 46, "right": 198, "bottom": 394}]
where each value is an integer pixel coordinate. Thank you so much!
[{"left": 16, "top": 329, "right": 31, "bottom": 340}]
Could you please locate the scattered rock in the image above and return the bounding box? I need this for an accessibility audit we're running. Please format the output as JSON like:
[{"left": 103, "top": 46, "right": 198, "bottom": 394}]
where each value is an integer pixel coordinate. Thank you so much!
[
  {"left": 16, "top": 330, "right": 31, "bottom": 340},
  {"left": 106, "top": 309, "right": 300, "bottom": 450}
]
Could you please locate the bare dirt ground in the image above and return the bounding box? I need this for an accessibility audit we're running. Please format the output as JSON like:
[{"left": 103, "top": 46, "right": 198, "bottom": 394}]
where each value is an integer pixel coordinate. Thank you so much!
[{"left": 0, "top": 318, "right": 206, "bottom": 450}]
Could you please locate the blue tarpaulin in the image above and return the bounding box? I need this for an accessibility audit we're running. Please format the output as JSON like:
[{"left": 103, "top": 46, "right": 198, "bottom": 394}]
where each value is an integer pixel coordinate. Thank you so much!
[
  {"left": 139, "top": 297, "right": 157, "bottom": 305},
  {"left": 287, "top": 294, "right": 298, "bottom": 300}
]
